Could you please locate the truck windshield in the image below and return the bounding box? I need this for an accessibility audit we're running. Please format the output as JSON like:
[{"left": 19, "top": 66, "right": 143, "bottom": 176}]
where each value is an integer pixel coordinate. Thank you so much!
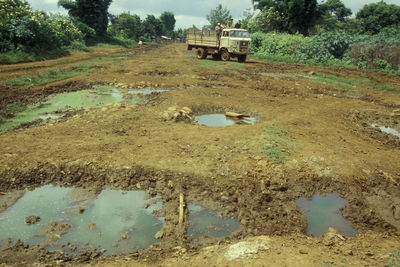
[{"left": 229, "top": 31, "right": 250, "bottom": 38}]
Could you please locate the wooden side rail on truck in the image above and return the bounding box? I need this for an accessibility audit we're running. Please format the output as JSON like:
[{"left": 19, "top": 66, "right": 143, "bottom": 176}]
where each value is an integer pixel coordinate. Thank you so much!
[{"left": 186, "top": 29, "right": 218, "bottom": 49}]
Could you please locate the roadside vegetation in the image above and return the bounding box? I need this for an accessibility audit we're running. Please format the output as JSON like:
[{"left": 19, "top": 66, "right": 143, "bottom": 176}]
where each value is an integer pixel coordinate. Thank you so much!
[
  {"left": 246, "top": 0, "right": 400, "bottom": 73},
  {"left": 0, "top": 0, "right": 185, "bottom": 64},
  {"left": 259, "top": 126, "right": 295, "bottom": 163}
]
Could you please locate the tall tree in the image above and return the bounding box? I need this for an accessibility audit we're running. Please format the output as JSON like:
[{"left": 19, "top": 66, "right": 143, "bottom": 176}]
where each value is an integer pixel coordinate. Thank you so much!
[
  {"left": 108, "top": 12, "right": 142, "bottom": 40},
  {"left": 356, "top": 1, "right": 400, "bottom": 34},
  {"left": 319, "top": 0, "right": 352, "bottom": 21},
  {"left": 160, "top": 11, "right": 176, "bottom": 35},
  {"left": 143, "top": 15, "right": 163, "bottom": 37},
  {"left": 206, "top": 4, "right": 232, "bottom": 29},
  {"left": 251, "top": 0, "right": 318, "bottom": 35},
  {"left": 58, "top": 0, "right": 112, "bottom": 37}
]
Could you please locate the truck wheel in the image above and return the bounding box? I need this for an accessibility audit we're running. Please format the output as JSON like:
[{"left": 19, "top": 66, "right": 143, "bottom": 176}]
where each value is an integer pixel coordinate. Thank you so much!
[
  {"left": 221, "top": 50, "right": 230, "bottom": 61},
  {"left": 197, "top": 48, "right": 207, "bottom": 59},
  {"left": 238, "top": 55, "right": 247, "bottom": 63}
]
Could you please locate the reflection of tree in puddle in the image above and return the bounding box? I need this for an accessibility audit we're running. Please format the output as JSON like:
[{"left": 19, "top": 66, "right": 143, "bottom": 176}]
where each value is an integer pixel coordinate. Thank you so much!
[{"left": 0, "top": 186, "right": 164, "bottom": 255}]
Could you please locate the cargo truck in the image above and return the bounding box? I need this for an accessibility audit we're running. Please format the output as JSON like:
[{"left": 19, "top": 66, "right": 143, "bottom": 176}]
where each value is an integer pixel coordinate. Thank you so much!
[{"left": 186, "top": 28, "right": 252, "bottom": 63}]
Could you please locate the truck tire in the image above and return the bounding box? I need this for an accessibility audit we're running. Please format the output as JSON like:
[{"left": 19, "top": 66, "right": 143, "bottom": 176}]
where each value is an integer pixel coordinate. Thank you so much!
[
  {"left": 197, "top": 48, "right": 207, "bottom": 59},
  {"left": 221, "top": 50, "right": 230, "bottom": 61},
  {"left": 238, "top": 55, "right": 247, "bottom": 63}
]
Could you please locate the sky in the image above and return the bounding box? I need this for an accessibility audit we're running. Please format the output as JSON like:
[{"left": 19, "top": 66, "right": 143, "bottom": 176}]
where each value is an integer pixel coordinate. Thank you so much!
[{"left": 26, "top": 0, "right": 400, "bottom": 29}]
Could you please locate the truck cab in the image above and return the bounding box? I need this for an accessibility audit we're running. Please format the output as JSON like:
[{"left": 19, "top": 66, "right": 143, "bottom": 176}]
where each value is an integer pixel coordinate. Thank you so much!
[
  {"left": 219, "top": 29, "right": 251, "bottom": 62},
  {"left": 220, "top": 29, "right": 251, "bottom": 55}
]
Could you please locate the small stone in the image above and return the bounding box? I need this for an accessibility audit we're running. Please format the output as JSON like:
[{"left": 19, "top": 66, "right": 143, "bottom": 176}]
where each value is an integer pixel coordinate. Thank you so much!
[
  {"left": 25, "top": 216, "right": 40, "bottom": 225},
  {"left": 299, "top": 249, "right": 308, "bottom": 254},
  {"left": 121, "top": 234, "right": 128, "bottom": 240},
  {"left": 344, "top": 249, "right": 353, "bottom": 256},
  {"left": 154, "top": 229, "right": 164, "bottom": 239},
  {"left": 89, "top": 223, "right": 97, "bottom": 230}
]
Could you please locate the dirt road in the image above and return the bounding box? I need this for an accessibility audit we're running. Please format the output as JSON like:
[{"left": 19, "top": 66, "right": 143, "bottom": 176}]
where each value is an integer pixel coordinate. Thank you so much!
[{"left": 0, "top": 43, "right": 399, "bottom": 266}]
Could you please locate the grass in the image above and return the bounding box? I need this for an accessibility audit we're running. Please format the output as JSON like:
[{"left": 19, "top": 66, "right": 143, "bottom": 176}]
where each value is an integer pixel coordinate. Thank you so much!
[
  {"left": 301, "top": 73, "right": 399, "bottom": 92},
  {"left": 222, "top": 61, "right": 245, "bottom": 68},
  {"left": 1, "top": 66, "right": 94, "bottom": 89},
  {"left": 260, "top": 71, "right": 399, "bottom": 92},
  {"left": 1, "top": 52, "right": 135, "bottom": 89},
  {"left": 200, "top": 60, "right": 225, "bottom": 71},
  {"left": 0, "top": 103, "right": 26, "bottom": 123},
  {"left": 261, "top": 72, "right": 298, "bottom": 79},
  {"left": 259, "top": 126, "right": 295, "bottom": 163},
  {"left": 387, "top": 250, "right": 400, "bottom": 267},
  {"left": 300, "top": 73, "right": 357, "bottom": 90}
]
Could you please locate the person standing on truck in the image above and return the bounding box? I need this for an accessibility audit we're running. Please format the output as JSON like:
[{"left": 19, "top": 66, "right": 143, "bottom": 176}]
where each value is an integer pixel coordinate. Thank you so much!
[
  {"left": 228, "top": 19, "right": 233, "bottom": 28},
  {"left": 235, "top": 20, "right": 242, "bottom": 29},
  {"left": 215, "top": 22, "right": 222, "bottom": 44}
]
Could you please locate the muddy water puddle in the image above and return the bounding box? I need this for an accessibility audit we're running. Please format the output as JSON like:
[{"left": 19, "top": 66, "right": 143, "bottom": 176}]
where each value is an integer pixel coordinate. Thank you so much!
[
  {"left": 187, "top": 204, "right": 239, "bottom": 240},
  {"left": 0, "top": 185, "right": 163, "bottom": 255},
  {"left": 196, "top": 114, "right": 257, "bottom": 127},
  {"left": 371, "top": 124, "right": 400, "bottom": 138},
  {"left": 295, "top": 193, "right": 357, "bottom": 237},
  {"left": 0, "top": 85, "right": 166, "bottom": 131}
]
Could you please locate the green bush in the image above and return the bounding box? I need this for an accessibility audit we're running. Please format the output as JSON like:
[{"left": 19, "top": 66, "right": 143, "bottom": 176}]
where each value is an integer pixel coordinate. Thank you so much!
[
  {"left": 297, "top": 30, "right": 354, "bottom": 63},
  {"left": 251, "top": 32, "right": 309, "bottom": 57},
  {"left": 347, "top": 25, "right": 400, "bottom": 70},
  {"left": 0, "top": 0, "right": 86, "bottom": 63}
]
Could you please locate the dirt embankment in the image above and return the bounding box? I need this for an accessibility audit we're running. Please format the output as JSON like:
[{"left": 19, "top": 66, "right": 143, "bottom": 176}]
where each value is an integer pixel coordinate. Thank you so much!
[{"left": 0, "top": 43, "right": 399, "bottom": 266}]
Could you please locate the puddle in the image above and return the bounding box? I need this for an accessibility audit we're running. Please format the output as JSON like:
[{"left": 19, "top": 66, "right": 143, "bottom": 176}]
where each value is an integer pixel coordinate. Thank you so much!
[
  {"left": 0, "top": 85, "right": 140, "bottom": 131},
  {"left": 295, "top": 193, "right": 357, "bottom": 237},
  {"left": 195, "top": 114, "right": 257, "bottom": 127},
  {"left": 371, "top": 124, "right": 400, "bottom": 138},
  {"left": 128, "top": 89, "right": 169, "bottom": 95},
  {"left": 187, "top": 204, "right": 239, "bottom": 240},
  {"left": 0, "top": 185, "right": 163, "bottom": 255}
]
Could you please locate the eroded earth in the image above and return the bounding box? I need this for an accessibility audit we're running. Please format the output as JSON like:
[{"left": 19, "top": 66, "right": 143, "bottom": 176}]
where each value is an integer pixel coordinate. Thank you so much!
[{"left": 0, "top": 43, "right": 399, "bottom": 266}]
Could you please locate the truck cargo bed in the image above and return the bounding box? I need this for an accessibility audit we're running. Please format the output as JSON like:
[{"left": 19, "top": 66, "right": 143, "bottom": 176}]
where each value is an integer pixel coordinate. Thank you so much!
[{"left": 186, "top": 29, "right": 218, "bottom": 48}]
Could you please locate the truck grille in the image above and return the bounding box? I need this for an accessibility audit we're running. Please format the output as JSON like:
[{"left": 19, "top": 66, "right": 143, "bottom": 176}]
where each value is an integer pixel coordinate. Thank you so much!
[{"left": 239, "top": 41, "right": 249, "bottom": 52}]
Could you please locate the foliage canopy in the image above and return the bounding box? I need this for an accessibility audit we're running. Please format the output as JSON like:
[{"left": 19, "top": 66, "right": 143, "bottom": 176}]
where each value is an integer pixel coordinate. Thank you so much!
[
  {"left": 58, "top": 0, "right": 112, "bottom": 37},
  {"left": 206, "top": 4, "right": 232, "bottom": 29}
]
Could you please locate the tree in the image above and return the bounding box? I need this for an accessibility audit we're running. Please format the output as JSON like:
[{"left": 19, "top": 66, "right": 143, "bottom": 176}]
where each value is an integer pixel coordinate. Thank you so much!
[
  {"left": 248, "top": 6, "right": 285, "bottom": 33},
  {"left": 251, "top": 0, "right": 318, "bottom": 35},
  {"left": 160, "top": 11, "right": 176, "bottom": 35},
  {"left": 356, "top": 1, "right": 400, "bottom": 34},
  {"left": 241, "top": 8, "right": 255, "bottom": 30},
  {"left": 206, "top": 4, "right": 232, "bottom": 29},
  {"left": 108, "top": 12, "right": 142, "bottom": 40},
  {"left": 58, "top": 0, "right": 112, "bottom": 37},
  {"left": 143, "top": 15, "right": 163, "bottom": 37},
  {"left": 319, "top": 0, "right": 351, "bottom": 21},
  {"left": 0, "top": 0, "right": 83, "bottom": 52}
]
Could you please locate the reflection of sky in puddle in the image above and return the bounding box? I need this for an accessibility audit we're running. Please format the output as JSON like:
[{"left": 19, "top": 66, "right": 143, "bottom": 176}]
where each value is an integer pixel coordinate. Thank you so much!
[
  {"left": 0, "top": 185, "right": 163, "bottom": 255},
  {"left": 128, "top": 89, "right": 169, "bottom": 95},
  {"left": 371, "top": 123, "right": 400, "bottom": 138},
  {"left": 196, "top": 114, "right": 257, "bottom": 127},
  {"left": 295, "top": 193, "right": 357, "bottom": 237},
  {"left": 0, "top": 85, "right": 138, "bottom": 131},
  {"left": 187, "top": 204, "right": 239, "bottom": 240}
]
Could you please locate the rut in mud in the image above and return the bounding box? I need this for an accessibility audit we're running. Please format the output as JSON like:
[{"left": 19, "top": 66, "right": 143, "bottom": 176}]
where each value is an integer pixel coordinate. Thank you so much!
[{"left": 0, "top": 43, "right": 400, "bottom": 266}]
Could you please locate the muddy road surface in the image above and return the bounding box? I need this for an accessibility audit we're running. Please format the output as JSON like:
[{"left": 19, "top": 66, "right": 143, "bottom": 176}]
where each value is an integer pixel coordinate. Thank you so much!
[{"left": 0, "top": 43, "right": 400, "bottom": 266}]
